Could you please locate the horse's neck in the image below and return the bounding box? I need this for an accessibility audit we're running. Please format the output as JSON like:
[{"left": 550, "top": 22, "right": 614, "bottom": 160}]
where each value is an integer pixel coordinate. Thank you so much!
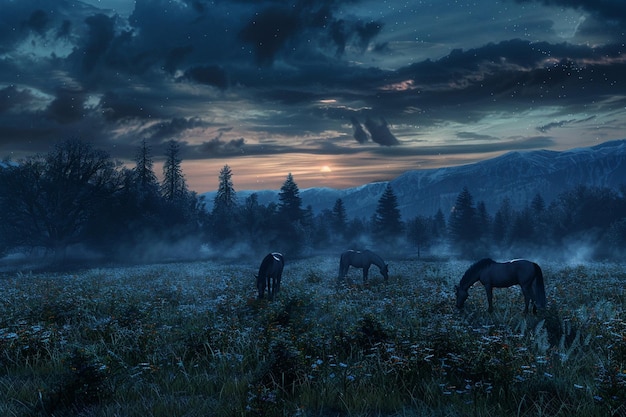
[
  {"left": 369, "top": 251, "right": 384, "bottom": 268},
  {"left": 460, "top": 271, "right": 480, "bottom": 289}
]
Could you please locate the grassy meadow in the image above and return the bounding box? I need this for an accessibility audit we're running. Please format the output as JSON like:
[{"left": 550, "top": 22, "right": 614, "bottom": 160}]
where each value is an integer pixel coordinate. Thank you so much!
[{"left": 1, "top": 256, "right": 625, "bottom": 416}]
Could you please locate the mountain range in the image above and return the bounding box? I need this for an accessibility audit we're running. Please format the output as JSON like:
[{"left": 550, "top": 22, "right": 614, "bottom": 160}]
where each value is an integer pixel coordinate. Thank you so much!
[{"left": 201, "top": 140, "right": 626, "bottom": 220}]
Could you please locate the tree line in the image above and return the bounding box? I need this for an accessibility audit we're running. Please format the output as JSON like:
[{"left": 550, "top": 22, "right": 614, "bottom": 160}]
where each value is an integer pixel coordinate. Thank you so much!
[{"left": 1, "top": 138, "right": 625, "bottom": 266}]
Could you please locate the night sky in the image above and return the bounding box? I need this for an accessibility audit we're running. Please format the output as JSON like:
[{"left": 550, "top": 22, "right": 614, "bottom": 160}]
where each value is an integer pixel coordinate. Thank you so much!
[{"left": 1, "top": 0, "right": 625, "bottom": 192}]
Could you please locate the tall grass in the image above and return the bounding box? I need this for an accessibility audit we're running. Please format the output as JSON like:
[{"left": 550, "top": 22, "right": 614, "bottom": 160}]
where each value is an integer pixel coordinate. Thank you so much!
[{"left": 1, "top": 258, "right": 624, "bottom": 416}]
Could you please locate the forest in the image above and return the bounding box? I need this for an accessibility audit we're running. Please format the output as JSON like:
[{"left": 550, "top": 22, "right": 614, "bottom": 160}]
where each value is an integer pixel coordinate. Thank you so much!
[{"left": 1, "top": 138, "right": 626, "bottom": 268}]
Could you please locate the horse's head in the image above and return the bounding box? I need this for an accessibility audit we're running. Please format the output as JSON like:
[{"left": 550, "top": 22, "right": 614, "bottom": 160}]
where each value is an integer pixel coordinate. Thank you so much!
[
  {"left": 380, "top": 264, "right": 389, "bottom": 280},
  {"left": 454, "top": 284, "right": 468, "bottom": 309}
]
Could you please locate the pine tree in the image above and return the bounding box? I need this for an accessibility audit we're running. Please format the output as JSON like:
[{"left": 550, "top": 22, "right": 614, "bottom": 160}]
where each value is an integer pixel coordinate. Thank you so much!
[
  {"left": 510, "top": 208, "right": 534, "bottom": 244},
  {"left": 407, "top": 215, "right": 431, "bottom": 258},
  {"left": 209, "top": 165, "right": 238, "bottom": 241},
  {"left": 278, "top": 173, "right": 303, "bottom": 222},
  {"left": 476, "top": 201, "right": 491, "bottom": 237},
  {"left": 161, "top": 140, "right": 187, "bottom": 201},
  {"left": 373, "top": 184, "right": 403, "bottom": 237},
  {"left": 432, "top": 208, "right": 447, "bottom": 239},
  {"left": 530, "top": 193, "right": 545, "bottom": 214},
  {"left": 212, "top": 164, "right": 237, "bottom": 215},
  {"left": 132, "top": 139, "right": 158, "bottom": 193},
  {"left": 331, "top": 198, "right": 348, "bottom": 235},
  {"left": 448, "top": 186, "right": 477, "bottom": 245},
  {"left": 276, "top": 173, "right": 306, "bottom": 255},
  {"left": 492, "top": 197, "right": 513, "bottom": 243}
]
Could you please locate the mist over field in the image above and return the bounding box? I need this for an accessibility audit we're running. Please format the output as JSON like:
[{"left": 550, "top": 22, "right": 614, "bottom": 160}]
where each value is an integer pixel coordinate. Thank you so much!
[{"left": 2, "top": 139, "right": 626, "bottom": 274}]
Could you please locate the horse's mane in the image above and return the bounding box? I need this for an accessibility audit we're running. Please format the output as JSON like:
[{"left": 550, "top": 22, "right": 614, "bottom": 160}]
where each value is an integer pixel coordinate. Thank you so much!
[{"left": 460, "top": 258, "right": 495, "bottom": 287}]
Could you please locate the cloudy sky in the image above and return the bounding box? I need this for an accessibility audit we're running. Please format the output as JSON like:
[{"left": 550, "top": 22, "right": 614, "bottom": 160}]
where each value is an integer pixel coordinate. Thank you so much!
[{"left": 1, "top": 0, "right": 625, "bottom": 192}]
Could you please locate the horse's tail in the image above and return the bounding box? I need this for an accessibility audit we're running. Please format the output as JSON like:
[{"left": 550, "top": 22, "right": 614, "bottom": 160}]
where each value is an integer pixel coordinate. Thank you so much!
[
  {"left": 533, "top": 263, "right": 547, "bottom": 309},
  {"left": 338, "top": 253, "right": 345, "bottom": 279}
]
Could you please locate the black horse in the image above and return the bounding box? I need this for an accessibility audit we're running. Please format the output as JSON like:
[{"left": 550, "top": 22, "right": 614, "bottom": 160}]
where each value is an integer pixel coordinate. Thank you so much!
[
  {"left": 255, "top": 252, "right": 284, "bottom": 299},
  {"left": 455, "top": 258, "right": 546, "bottom": 314},
  {"left": 338, "top": 249, "right": 389, "bottom": 283}
]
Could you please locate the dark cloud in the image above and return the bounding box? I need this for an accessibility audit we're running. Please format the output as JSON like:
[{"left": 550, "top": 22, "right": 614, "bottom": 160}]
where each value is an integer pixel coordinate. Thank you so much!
[
  {"left": 80, "top": 14, "right": 116, "bottom": 73},
  {"left": 197, "top": 134, "right": 246, "bottom": 155},
  {"left": 0, "top": 86, "right": 36, "bottom": 114},
  {"left": 183, "top": 65, "right": 228, "bottom": 89},
  {"left": 23, "top": 9, "right": 49, "bottom": 35},
  {"left": 238, "top": 0, "right": 384, "bottom": 65},
  {"left": 56, "top": 19, "right": 72, "bottom": 39},
  {"left": 372, "top": 39, "right": 626, "bottom": 129},
  {"left": 350, "top": 117, "right": 369, "bottom": 144},
  {"left": 239, "top": 7, "right": 300, "bottom": 66},
  {"left": 537, "top": 119, "right": 577, "bottom": 133},
  {"left": 331, "top": 19, "right": 383, "bottom": 55},
  {"left": 45, "top": 88, "right": 87, "bottom": 124},
  {"left": 144, "top": 117, "right": 208, "bottom": 142},
  {"left": 513, "top": 0, "right": 626, "bottom": 24},
  {"left": 456, "top": 132, "right": 498, "bottom": 141},
  {"left": 164, "top": 45, "right": 193, "bottom": 75},
  {"left": 1, "top": 0, "right": 625, "bottom": 191},
  {"left": 537, "top": 115, "right": 597, "bottom": 132},
  {"left": 99, "top": 91, "right": 154, "bottom": 121},
  {"left": 363, "top": 117, "right": 400, "bottom": 146}
]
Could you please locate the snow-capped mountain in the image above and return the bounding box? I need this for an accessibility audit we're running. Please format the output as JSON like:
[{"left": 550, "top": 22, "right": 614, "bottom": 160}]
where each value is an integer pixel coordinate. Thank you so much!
[{"left": 202, "top": 140, "right": 626, "bottom": 220}]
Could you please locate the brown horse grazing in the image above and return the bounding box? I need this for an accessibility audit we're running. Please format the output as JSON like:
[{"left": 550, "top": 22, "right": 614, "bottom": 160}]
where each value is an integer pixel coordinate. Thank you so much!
[
  {"left": 455, "top": 258, "right": 547, "bottom": 314},
  {"left": 255, "top": 252, "right": 284, "bottom": 299},
  {"left": 338, "top": 249, "right": 389, "bottom": 283}
]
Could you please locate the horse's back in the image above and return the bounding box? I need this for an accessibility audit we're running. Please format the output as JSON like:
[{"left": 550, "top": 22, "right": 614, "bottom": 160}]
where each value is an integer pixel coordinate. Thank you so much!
[
  {"left": 341, "top": 250, "right": 365, "bottom": 267},
  {"left": 505, "top": 259, "right": 542, "bottom": 285},
  {"left": 260, "top": 252, "right": 284, "bottom": 275},
  {"left": 510, "top": 259, "right": 537, "bottom": 274}
]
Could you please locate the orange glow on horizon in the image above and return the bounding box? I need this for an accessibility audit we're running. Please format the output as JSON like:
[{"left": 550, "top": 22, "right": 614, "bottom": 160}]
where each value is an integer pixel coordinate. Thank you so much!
[{"left": 181, "top": 151, "right": 503, "bottom": 193}]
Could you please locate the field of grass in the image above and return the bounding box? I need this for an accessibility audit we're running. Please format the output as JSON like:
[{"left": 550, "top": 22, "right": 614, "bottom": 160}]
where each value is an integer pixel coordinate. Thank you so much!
[{"left": 1, "top": 256, "right": 625, "bottom": 416}]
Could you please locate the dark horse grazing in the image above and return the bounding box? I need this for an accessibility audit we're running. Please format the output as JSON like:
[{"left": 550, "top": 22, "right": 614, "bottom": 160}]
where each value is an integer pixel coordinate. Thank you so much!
[
  {"left": 338, "top": 250, "right": 389, "bottom": 283},
  {"left": 255, "top": 252, "right": 284, "bottom": 299},
  {"left": 455, "top": 258, "right": 546, "bottom": 314}
]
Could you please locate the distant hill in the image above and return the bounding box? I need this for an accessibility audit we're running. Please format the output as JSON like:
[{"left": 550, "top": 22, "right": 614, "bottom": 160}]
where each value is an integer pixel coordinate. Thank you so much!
[{"left": 201, "top": 140, "right": 626, "bottom": 220}]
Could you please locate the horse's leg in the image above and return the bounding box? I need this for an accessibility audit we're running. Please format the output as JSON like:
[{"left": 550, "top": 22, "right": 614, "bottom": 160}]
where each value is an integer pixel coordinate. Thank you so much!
[
  {"left": 339, "top": 265, "right": 349, "bottom": 280},
  {"left": 363, "top": 266, "right": 369, "bottom": 283},
  {"left": 521, "top": 284, "right": 533, "bottom": 314},
  {"left": 258, "top": 277, "right": 264, "bottom": 299},
  {"left": 484, "top": 285, "right": 493, "bottom": 313}
]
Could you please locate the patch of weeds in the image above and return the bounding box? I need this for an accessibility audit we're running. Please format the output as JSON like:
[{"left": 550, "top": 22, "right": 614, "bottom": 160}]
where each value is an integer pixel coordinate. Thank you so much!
[
  {"left": 28, "top": 299, "right": 78, "bottom": 326},
  {"left": 513, "top": 379, "right": 591, "bottom": 417},
  {"left": 116, "top": 304, "right": 145, "bottom": 327},
  {"left": 304, "top": 270, "right": 322, "bottom": 284},
  {"left": 38, "top": 348, "right": 110, "bottom": 416},
  {"left": 266, "top": 294, "right": 309, "bottom": 330},
  {"left": 247, "top": 331, "right": 305, "bottom": 416},
  {"left": 357, "top": 313, "right": 390, "bottom": 348}
]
